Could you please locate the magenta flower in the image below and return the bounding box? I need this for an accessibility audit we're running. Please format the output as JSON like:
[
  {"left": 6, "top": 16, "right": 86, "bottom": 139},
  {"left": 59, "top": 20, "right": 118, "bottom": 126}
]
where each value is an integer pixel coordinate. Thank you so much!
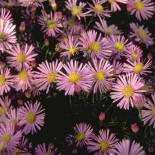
[
  {"left": 127, "top": 0, "right": 154, "bottom": 21},
  {"left": 87, "top": 129, "right": 118, "bottom": 154},
  {"left": 56, "top": 60, "right": 93, "bottom": 95},
  {"left": 88, "top": 58, "right": 114, "bottom": 93},
  {"left": 18, "top": 101, "right": 45, "bottom": 134},
  {"left": 0, "top": 68, "right": 13, "bottom": 95},
  {"left": 0, "top": 122, "right": 22, "bottom": 152},
  {"left": 38, "top": 11, "right": 62, "bottom": 37},
  {"left": 129, "top": 23, "right": 154, "bottom": 46},
  {"left": 110, "top": 73, "right": 146, "bottom": 110},
  {"left": 142, "top": 94, "right": 155, "bottom": 128},
  {"left": 113, "top": 139, "right": 145, "bottom": 155},
  {"left": 6, "top": 43, "right": 37, "bottom": 71},
  {"left": 34, "top": 60, "right": 62, "bottom": 93}
]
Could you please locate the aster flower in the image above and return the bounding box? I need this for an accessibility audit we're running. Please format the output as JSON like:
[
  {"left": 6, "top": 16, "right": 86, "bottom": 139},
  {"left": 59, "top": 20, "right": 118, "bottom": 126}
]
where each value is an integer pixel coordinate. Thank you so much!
[
  {"left": 13, "top": 69, "right": 34, "bottom": 92},
  {"left": 34, "top": 60, "right": 62, "bottom": 94},
  {"left": 59, "top": 35, "right": 80, "bottom": 58},
  {"left": 0, "top": 122, "right": 22, "bottom": 152},
  {"left": 38, "top": 11, "right": 62, "bottom": 37},
  {"left": 0, "top": 8, "right": 13, "bottom": 23},
  {"left": 88, "top": 58, "right": 114, "bottom": 93},
  {"left": 18, "top": 0, "right": 46, "bottom": 7},
  {"left": 0, "top": 68, "right": 13, "bottom": 95},
  {"left": 127, "top": 0, "right": 155, "bottom": 21},
  {"left": 0, "top": 20, "right": 16, "bottom": 52},
  {"left": 0, "top": 0, "right": 19, "bottom": 8},
  {"left": 66, "top": 123, "right": 94, "bottom": 148},
  {"left": 88, "top": 0, "right": 111, "bottom": 18},
  {"left": 113, "top": 139, "right": 145, "bottom": 155},
  {"left": 112, "top": 60, "right": 123, "bottom": 75},
  {"left": 65, "top": 0, "right": 91, "bottom": 20},
  {"left": 6, "top": 43, "right": 37, "bottom": 71},
  {"left": 87, "top": 129, "right": 118, "bottom": 155},
  {"left": 142, "top": 94, "right": 155, "bottom": 128},
  {"left": 94, "top": 17, "right": 122, "bottom": 36},
  {"left": 129, "top": 23, "right": 154, "bottom": 46},
  {"left": 106, "top": 35, "right": 132, "bottom": 58},
  {"left": 110, "top": 73, "right": 146, "bottom": 110},
  {"left": 56, "top": 60, "right": 93, "bottom": 95},
  {"left": 123, "top": 58, "right": 152, "bottom": 75},
  {"left": 18, "top": 101, "right": 45, "bottom": 134},
  {"left": 35, "top": 143, "right": 61, "bottom": 155},
  {"left": 80, "top": 30, "right": 113, "bottom": 59},
  {"left": 107, "top": 0, "right": 127, "bottom": 12}
]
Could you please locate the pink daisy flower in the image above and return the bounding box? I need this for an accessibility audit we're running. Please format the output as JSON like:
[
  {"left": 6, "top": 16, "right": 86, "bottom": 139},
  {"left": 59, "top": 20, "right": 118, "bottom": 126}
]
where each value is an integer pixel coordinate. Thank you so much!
[
  {"left": 0, "top": 68, "right": 13, "bottom": 95},
  {"left": 6, "top": 43, "right": 37, "bottom": 71},
  {"left": 59, "top": 35, "right": 80, "bottom": 58},
  {"left": 106, "top": 35, "right": 132, "bottom": 58},
  {"left": 112, "top": 60, "right": 123, "bottom": 75},
  {"left": 34, "top": 60, "right": 62, "bottom": 94},
  {"left": 87, "top": 129, "right": 118, "bottom": 154},
  {"left": 38, "top": 11, "right": 62, "bottom": 37},
  {"left": 66, "top": 123, "right": 94, "bottom": 148},
  {"left": 65, "top": 0, "right": 91, "bottom": 20},
  {"left": 0, "top": 122, "right": 22, "bottom": 152},
  {"left": 80, "top": 30, "right": 112, "bottom": 59},
  {"left": 142, "top": 94, "right": 155, "bottom": 128},
  {"left": 94, "top": 17, "right": 122, "bottom": 36},
  {"left": 88, "top": 58, "right": 114, "bottom": 93},
  {"left": 127, "top": 0, "right": 155, "bottom": 21},
  {"left": 0, "top": 20, "right": 16, "bottom": 52},
  {"left": 0, "top": 0, "right": 19, "bottom": 7},
  {"left": 107, "top": 0, "right": 127, "bottom": 12},
  {"left": 35, "top": 143, "right": 61, "bottom": 155},
  {"left": 18, "top": 101, "right": 45, "bottom": 134},
  {"left": 0, "top": 8, "right": 13, "bottom": 23},
  {"left": 110, "top": 73, "right": 146, "bottom": 110},
  {"left": 123, "top": 58, "right": 152, "bottom": 75},
  {"left": 88, "top": 0, "right": 111, "bottom": 18},
  {"left": 18, "top": 0, "right": 46, "bottom": 7},
  {"left": 113, "top": 139, "right": 145, "bottom": 155},
  {"left": 56, "top": 60, "right": 93, "bottom": 95},
  {"left": 13, "top": 69, "right": 34, "bottom": 92},
  {"left": 129, "top": 23, "right": 154, "bottom": 46}
]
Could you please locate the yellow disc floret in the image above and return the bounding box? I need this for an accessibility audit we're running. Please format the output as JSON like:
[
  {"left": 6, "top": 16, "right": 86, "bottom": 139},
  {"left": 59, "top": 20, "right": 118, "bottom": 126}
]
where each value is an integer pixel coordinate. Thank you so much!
[
  {"left": 122, "top": 85, "right": 134, "bottom": 97},
  {"left": 68, "top": 73, "right": 80, "bottom": 84}
]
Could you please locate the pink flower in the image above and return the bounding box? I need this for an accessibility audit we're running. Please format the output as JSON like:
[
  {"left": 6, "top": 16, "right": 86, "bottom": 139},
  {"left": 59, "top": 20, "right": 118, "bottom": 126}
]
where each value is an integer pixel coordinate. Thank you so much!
[
  {"left": 18, "top": 101, "right": 45, "bottom": 134},
  {"left": 99, "top": 112, "right": 105, "bottom": 121},
  {"left": 56, "top": 60, "right": 93, "bottom": 95},
  {"left": 87, "top": 129, "right": 118, "bottom": 154},
  {"left": 131, "top": 123, "right": 139, "bottom": 133},
  {"left": 0, "top": 8, "right": 13, "bottom": 23},
  {"left": 6, "top": 43, "right": 37, "bottom": 71},
  {"left": 0, "top": 0, "right": 19, "bottom": 8},
  {"left": 34, "top": 60, "right": 62, "bottom": 93},
  {"left": 110, "top": 73, "right": 146, "bottom": 110},
  {"left": 18, "top": 0, "right": 46, "bottom": 7},
  {"left": 127, "top": 0, "right": 154, "bottom": 21},
  {"left": 113, "top": 139, "right": 145, "bottom": 155}
]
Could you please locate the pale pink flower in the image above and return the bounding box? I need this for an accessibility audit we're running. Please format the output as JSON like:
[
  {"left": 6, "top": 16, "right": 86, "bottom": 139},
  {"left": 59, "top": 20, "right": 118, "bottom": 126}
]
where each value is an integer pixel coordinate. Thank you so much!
[
  {"left": 110, "top": 73, "right": 146, "bottom": 110},
  {"left": 18, "top": 0, "right": 46, "bottom": 7},
  {"left": 129, "top": 23, "right": 154, "bottom": 46},
  {"left": 0, "top": 8, "right": 13, "bottom": 23},
  {"left": 0, "top": 0, "right": 19, "bottom": 7},
  {"left": 18, "top": 101, "right": 45, "bottom": 134},
  {"left": 6, "top": 43, "right": 37, "bottom": 71},
  {"left": 112, "top": 60, "right": 123, "bottom": 75}
]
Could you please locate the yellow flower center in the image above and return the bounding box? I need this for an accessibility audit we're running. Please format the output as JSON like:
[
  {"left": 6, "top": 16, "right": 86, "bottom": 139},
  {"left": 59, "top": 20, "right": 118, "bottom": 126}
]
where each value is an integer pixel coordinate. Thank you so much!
[
  {"left": 0, "top": 75, "right": 5, "bottom": 86},
  {"left": 114, "top": 42, "right": 124, "bottom": 51},
  {"left": 44, "top": 153, "right": 50, "bottom": 155},
  {"left": 133, "top": 63, "right": 143, "bottom": 73},
  {"left": 90, "top": 42, "right": 101, "bottom": 53},
  {"left": 47, "top": 20, "right": 57, "bottom": 29},
  {"left": 18, "top": 70, "right": 28, "bottom": 81},
  {"left": 94, "top": 4, "right": 104, "bottom": 13},
  {"left": 0, "top": 142, "right": 4, "bottom": 151},
  {"left": 0, "top": 107, "right": 7, "bottom": 116},
  {"left": 95, "top": 71, "right": 105, "bottom": 82},
  {"left": 75, "top": 132, "right": 85, "bottom": 141},
  {"left": 137, "top": 29, "right": 147, "bottom": 40},
  {"left": 68, "top": 20, "right": 74, "bottom": 28},
  {"left": 99, "top": 141, "right": 109, "bottom": 152},
  {"left": 47, "top": 72, "right": 56, "bottom": 83},
  {"left": 135, "top": 1, "right": 144, "bottom": 11},
  {"left": 104, "top": 27, "right": 113, "bottom": 35},
  {"left": 68, "top": 73, "right": 80, "bottom": 84},
  {"left": 122, "top": 85, "right": 134, "bottom": 97},
  {"left": 26, "top": 112, "right": 35, "bottom": 123},
  {"left": 10, "top": 120, "right": 17, "bottom": 126},
  {"left": 131, "top": 51, "right": 138, "bottom": 60},
  {"left": 152, "top": 106, "right": 155, "bottom": 117},
  {"left": 71, "top": 6, "right": 82, "bottom": 16},
  {"left": 15, "top": 148, "right": 22, "bottom": 153},
  {"left": 6, "top": 2, "right": 13, "bottom": 7},
  {"left": 2, "top": 135, "right": 11, "bottom": 143},
  {"left": 108, "top": 0, "right": 116, "bottom": 3},
  {"left": 16, "top": 53, "right": 26, "bottom": 63},
  {"left": 0, "top": 32, "right": 6, "bottom": 42},
  {"left": 68, "top": 47, "right": 76, "bottom": 55}
]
